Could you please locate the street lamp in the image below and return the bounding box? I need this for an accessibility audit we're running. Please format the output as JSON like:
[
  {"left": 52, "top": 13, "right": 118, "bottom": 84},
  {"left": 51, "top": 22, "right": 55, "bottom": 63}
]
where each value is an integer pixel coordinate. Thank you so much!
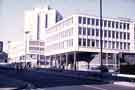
[
  {"left": 100, "top": 0, "right": 103, "bottom": 67},
  {"left": 25, "top": 31, "right": 30, "bottom": 68}
]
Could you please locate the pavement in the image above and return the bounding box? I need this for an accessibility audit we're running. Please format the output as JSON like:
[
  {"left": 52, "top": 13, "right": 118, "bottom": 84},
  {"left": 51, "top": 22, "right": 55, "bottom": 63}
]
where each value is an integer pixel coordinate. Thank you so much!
[{"left": 114, "top": 81, "right": 135, "bottom": 87}]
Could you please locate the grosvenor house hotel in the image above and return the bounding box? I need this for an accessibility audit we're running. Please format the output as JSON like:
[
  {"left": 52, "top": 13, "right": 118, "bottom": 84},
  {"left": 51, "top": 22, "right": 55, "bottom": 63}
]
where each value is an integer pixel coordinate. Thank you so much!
[{"left": 9, "top": 6, "right": 135, "bottom": 71}]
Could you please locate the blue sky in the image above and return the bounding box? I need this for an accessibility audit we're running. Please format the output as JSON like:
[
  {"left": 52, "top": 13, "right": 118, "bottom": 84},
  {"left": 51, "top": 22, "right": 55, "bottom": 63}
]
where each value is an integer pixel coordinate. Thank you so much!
[{"left": 0, "top": 0, "right": 135, "bottom": 52}]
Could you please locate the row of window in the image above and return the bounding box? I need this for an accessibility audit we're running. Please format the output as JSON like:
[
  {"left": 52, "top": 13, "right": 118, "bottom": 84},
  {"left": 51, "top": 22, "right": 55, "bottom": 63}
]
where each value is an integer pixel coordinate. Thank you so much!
[
  {"left": 29, "top": 41, "right": 45, "bottom": 46},
  {"left": 47, "top": 17, "right": 73, "bottom": 34},
  {"left": 78, "top": 27, "right": 130, "bottom": 40},
  {"left": 46, "top": 39, "right": 73, "bottom": 52},
  {"left": 78, "top": 38, "right": 130, "bottom": 50},
  {"left": 46, "top": 28, "right": 73, "bottom": 42},
  {"left": 78, "top": 16, "right": 130, "bottom": 30},
  {"left": 29, "top": 47, "right": 44, "bottom": 51}
]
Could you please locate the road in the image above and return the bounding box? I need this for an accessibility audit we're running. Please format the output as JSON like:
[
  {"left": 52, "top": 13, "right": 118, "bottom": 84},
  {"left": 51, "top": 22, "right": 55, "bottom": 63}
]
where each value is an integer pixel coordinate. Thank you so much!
[
  {"left": 0, "top": 68, "right": 106, "bottom": 89},
  {"left": 46, "top": 84, "right": 135, "bottom": 90},
  {"left": 0, "top": 68, "right": 134, "bottom": 90}
]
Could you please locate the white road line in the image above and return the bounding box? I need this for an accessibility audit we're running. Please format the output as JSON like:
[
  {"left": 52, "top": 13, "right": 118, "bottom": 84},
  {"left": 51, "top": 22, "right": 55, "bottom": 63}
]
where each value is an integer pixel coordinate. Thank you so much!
[{"left": 82, "top": 85, "right": 108, "bottom": 90}]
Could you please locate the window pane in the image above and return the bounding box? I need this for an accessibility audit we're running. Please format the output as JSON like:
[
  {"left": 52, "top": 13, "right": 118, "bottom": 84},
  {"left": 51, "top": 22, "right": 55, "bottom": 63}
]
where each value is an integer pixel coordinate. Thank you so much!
[
  {"left": 83, "top": 38, "right": 86, "bottom": 46},
  {"left": 127, "top": 33, "right": 130, "bottom": 40},
  {"left": 112, "top": 31, "right": 115, "bottom": 38},
  {"left": 116, "top": 22, "right": 118, "bottom": 28},
  {"left": 108, "top": 21, "right": 111, "bottom": 27},
  {"left": 127, "top": 23, "right": 129, "bottom": 30},
  {"left": 104, "top": 30, "right": 107, "bottom": 37},
  {"left": 120, "top": 32, "right": 122, "bottom": 39},
  {"left": 92, "top": 18, "right": 95, "bottom": 25},
  {"left": 96, "top": 40, "right": 99, "bottom": 48},
  {"left": 123, "top": 23, "right": 126, "bottom": 29},
  {"left": 92, "top": 40, "right": 95, "bottom": 47},
  {"left": 96, "top": 29, "right": 99, "bottom": 36},
  {"left": 104, "top": 20, "right": 107, "bottom": 27},
  {"left": 83, "top": 17, "right": 86, "bottom": 24},
  {"left": 112, "top": 21, "right": 114, "bottom": 28},
  {"left": 96, "top": 19, "right": 99, "bottom": 26},
  {"left": 92, "top": 28, "right": 95, "bottom": 36},
  {"left": 78, "top": 27, "right": 82, "bottom": 35},
  {"left": 108, "top": 31, "right": 111, "bottom": 38},
  {"left": 87, "top": 28, "right": 90, "bottom": 35},
  {"left": 124, "top": 32, "right": 126, "bottom": 39},
  {"left": 87, "top": 39, "right": 90, "bottom": 46},
  {"left": 79, "top": 38, "right": 82, "bottom": 46},
  {"left": 87, "top": 18, "right": 90, "bottom": 25},
  {"left": 120, "top": 23, "right": 122, "bottom": 29},
  {"left": 83, "top": 27, "right": 86, "bottom": 35},
  {"left": 78, "top": 16, "right": 82, "bottom": 24}
]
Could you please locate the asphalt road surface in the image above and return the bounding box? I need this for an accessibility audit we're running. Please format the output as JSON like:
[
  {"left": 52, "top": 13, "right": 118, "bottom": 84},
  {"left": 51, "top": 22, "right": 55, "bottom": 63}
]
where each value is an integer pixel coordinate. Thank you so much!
[{"left": 45, "top": 84, "right": 135, "bottom": 90}]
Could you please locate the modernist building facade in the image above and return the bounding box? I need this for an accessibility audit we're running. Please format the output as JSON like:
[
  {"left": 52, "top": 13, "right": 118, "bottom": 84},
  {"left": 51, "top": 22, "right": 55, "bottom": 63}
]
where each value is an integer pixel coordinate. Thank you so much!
[
  {"left": 45, "top": 14, "right": 135, "bottom": 70},
  {"left": 8, "top": 6, "right": 63, "bottom": 67},
  {"left": 8, "top": 6, "right": 135, "bottom": 70}
]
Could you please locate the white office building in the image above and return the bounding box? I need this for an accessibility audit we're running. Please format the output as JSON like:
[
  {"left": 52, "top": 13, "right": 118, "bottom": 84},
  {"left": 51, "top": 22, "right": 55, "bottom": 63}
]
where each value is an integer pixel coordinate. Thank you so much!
[
  {"left": 45, "top": 14, "right": 135, "bottom": 71},
  {"left": 8, "top": 6, "right": 63, "bottom": 66},
  {"left": 24, "top": 5, "right": 63, "bottom": 40}
]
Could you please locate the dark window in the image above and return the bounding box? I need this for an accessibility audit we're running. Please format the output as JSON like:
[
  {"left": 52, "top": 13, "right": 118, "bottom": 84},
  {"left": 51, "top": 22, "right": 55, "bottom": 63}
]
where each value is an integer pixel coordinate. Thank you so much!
[
  {"left": 45, "top": 14, "right": 48, "bottom": 28},
  {"left": 128, "top": 43, "right": 130, "bottom": 49},
  {"left": 92, "top": 18, "right": 95, "bottom": 25},
  {"left": 116, "top": 22, "right": 118, "bottom": 28},
  {"left": 87, "top": 28, "right": 90, "bottom": 35},
  {"left": 78, "top": 16, "right": 82, "bottom": 24},
  {"left": 112, "top": 31, "right": 115, "bottom": 38},
  {"left": 83, "top": 17, "right": 86, "bottom": 24},
  {"left": 120, "top": 42, "right": 123, "bottom": 49},
  {"left": 123, "top": 23, "right": 126, "bottom": 29},
  {"left": 79, "top": 38, "right": 82, "bottom": 46},
  {"left": 87, "top": 39, "right": 90, "bottom": 46},
  {"left": 108, "top": 21, "right": 111, "bottom": 27},
  {"left": 108, "top": 30, "right": 111, "bottom": 38},
  {"left": 92, "top": 28, "right": 95, "bottom": 36},
  {"left": 127, "top": 23, "right": 129, "bottom": 30},
  {"left": 112, "top": 21, "right": 114, "bottom": 28},
  {"left": 92, "top": 40, "right": 95, "bottom": 47},
  {"left": 124, "top": 32, "right": 126, "bottom": 39},
  {"left": 104, "top": 41, "right": 107, "bottom": 48},
  {"left": 112, "top": 41, "right": 115, "bottom": 49},
  {"left": 116, "top": 32, "right": 119, "bottom": 39},
  {"left": 104, "top": 30, "right": 107, "bottom": 37},
  {"left": 96, "top": 19, "right": 99, "bottom": 26},
  {"left": 83, "top": 27, "right": 86, "bottom": 35},
  {"left": 78, "top": 27, "right": 82, "bottom": 35},
  {"left": 120, "top": 32, "right": 122, "bottom": 39},
  {"left": 83, "top": 38, "right": 86, "bottom": 46},
  {"left": 87, "top": 18, "right": 90, "bottom": 25},
  {"left": 127, "top": 33, "right": 130, "bottom": 40},
  {"left": 124, "top": 42, "right": 126, "bottom": 49},
  {"left": 120, "top": 23, "right": 122, "bottom": 29},
  {"left": 96, "top": 29, "right": 99, "bottom": 36},
  {"left": 104, "top": 20, "right": 107, "bottom": 27},
  {"left": 116, "top": 42, "right": 119, "bottom": 49}
]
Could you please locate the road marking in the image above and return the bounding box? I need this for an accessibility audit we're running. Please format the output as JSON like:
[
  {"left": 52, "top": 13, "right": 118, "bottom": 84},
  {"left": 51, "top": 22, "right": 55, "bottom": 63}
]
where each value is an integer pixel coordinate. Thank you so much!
[{"left": 82, "top": 85, "right": 108, "bottom": 90}]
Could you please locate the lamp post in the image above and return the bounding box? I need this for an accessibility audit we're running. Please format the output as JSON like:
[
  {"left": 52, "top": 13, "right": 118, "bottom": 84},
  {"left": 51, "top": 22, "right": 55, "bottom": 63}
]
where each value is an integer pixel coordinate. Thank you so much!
[
  {"left": 100, "top": 0, "right": 103, "bottom": 67},
  {"left": 25, "top": 31, "right": 30, "bottom": 68}
]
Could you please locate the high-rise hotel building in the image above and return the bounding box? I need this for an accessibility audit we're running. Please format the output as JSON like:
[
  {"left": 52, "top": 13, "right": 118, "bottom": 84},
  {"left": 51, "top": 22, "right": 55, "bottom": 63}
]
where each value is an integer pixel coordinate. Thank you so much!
[{"left": 45, "top": 14, "right": 135, "bottom": 70}]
